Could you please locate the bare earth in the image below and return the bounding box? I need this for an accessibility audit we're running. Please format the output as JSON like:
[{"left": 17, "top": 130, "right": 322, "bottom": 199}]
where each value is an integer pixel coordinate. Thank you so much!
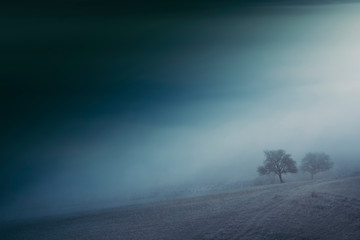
[{"left": 1, "top": 176, "right": 360, "bottom": 240}]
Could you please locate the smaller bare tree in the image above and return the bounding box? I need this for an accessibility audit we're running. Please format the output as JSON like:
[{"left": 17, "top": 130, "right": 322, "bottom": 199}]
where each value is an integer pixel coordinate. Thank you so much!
[
  {"left": 300, "top": 152, "right": 333, "bottom": 179},
  {"left": 257, "top": 149, "right": 298, "bottom": 183}
]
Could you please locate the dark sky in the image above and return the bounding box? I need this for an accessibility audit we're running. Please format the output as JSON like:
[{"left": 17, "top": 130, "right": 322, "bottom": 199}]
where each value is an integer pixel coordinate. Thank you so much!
[{"left": 1, "top": 0, "right": 360, "bottom": 221}]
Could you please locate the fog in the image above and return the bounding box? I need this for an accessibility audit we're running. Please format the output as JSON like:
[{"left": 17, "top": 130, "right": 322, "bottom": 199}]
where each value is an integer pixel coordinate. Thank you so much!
[{"left": 2, "top": 1, "right": 360, "bottom": 221}]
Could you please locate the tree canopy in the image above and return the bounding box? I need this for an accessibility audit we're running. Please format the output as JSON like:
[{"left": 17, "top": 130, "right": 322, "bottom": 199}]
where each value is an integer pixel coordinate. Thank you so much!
[
  {"left": 300, "top": 152, "right": 333, "bottom": 179},
  {"left": 258, "top": 149, "right": 298, "bottom": 183}
]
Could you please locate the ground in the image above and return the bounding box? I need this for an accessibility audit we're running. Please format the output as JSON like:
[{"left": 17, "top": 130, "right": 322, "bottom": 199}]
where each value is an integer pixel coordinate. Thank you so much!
[{"left": 1, "top": 176, "right": 360, "bottom": 240}]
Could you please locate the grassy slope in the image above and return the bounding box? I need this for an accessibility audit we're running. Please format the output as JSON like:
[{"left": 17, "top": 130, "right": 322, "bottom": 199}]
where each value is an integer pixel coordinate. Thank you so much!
[{"left": 1, "top": 176, "right": 360, "bottom": 240}]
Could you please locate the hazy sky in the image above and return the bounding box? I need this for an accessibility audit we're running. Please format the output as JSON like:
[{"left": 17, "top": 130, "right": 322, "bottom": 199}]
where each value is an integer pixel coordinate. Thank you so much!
[{"left": 1, "top": 0, "right": 360, "bottom": 220}]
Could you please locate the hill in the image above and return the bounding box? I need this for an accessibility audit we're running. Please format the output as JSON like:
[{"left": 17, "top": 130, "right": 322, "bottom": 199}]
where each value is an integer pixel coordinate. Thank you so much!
[{"left": 1, "top": 176, "right": 360, "bottom": 240}]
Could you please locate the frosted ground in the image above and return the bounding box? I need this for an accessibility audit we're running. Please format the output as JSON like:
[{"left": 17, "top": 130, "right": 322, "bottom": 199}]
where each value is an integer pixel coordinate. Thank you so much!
[{"left": 1, "top": 176, "right": 360, "bottom": 240}]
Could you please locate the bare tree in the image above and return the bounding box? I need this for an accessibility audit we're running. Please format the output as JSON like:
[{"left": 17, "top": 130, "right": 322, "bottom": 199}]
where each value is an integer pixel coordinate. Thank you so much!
[
  {"left": 300, "top": 152, "right": 333, "bottom": 179},
  {"left": 257, "top": 149, "right": 298, "bottom": 183}
]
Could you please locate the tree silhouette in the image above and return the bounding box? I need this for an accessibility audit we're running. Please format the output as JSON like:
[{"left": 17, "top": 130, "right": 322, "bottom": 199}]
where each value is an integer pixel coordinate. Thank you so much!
[
  {"left": 300, "top": 152, "right": 333, "bottom": 179},
  {"left": 258, "top": 149, "right": 298, "bottom": 183}
]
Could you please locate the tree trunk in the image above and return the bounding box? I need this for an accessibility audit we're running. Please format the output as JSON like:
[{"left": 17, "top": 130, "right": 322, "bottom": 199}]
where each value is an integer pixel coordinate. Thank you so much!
[{"left": 278, "top": 174, "right": 283, "bottom": 183}]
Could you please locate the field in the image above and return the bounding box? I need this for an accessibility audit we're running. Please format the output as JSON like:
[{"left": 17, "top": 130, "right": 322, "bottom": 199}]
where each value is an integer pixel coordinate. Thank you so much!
[{"left": 1, "top": 176, "right": 360, "bottom": 240}]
